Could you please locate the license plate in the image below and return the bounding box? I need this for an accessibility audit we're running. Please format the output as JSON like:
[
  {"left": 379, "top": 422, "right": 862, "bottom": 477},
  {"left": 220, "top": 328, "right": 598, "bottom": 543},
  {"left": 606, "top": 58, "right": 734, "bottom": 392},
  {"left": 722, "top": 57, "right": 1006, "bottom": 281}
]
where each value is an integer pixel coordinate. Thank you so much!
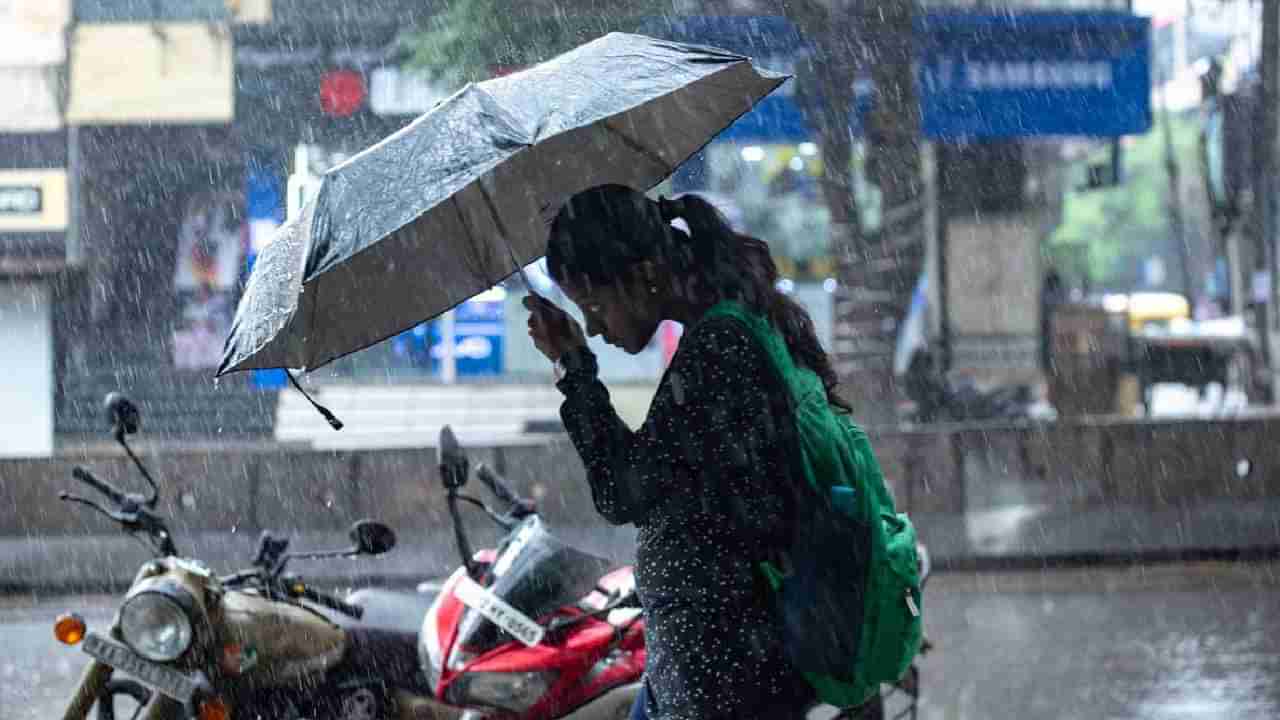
[
  {"left": 453, "top": 576, "right": 545, "bottom": 647},
  {"left": 82, "top": 632, "right": 197, "bottom": 704}
]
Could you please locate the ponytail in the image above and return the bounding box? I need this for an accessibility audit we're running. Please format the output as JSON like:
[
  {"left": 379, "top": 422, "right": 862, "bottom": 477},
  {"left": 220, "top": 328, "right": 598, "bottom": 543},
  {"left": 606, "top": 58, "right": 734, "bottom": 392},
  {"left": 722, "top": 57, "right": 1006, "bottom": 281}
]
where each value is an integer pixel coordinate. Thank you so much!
[{"left": 660, "top": 194, "right": 851, "bottom": 414}]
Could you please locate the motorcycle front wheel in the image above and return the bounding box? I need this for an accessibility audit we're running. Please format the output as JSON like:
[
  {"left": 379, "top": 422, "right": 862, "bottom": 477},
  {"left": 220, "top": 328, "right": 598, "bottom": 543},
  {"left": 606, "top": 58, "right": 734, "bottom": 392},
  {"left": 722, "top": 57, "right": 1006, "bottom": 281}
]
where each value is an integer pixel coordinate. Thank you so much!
[{"left": 96, "top": 678, "right": 151, "bottom": 720}]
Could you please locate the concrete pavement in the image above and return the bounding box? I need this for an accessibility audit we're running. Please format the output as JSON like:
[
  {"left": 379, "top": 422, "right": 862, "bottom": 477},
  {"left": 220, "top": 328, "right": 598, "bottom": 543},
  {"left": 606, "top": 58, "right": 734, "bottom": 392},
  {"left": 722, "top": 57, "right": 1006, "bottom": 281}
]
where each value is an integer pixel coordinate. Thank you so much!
[
  {"left": 917, "top": 496, "right": 1280, "bottom": 568},
  {"left": 3, "top": 497, "right": 1278, "bottom": 591}
]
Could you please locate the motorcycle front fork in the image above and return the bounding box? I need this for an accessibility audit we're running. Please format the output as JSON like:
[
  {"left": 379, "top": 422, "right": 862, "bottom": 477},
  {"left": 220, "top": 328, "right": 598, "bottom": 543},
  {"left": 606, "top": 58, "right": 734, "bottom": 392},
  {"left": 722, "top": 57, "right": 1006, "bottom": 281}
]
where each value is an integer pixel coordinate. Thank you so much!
[
  {"left": 63, "top": 660, "right": 113, "bottom": 720},
  {"left": 62, "top": 661, "right": 185, "bottom": 720}
]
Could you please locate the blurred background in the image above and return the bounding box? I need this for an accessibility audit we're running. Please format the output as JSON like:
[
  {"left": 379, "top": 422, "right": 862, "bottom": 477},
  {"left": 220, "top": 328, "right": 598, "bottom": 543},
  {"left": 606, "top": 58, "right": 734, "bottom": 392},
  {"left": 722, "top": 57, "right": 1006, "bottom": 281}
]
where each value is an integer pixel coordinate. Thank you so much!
[{"left": 2, "top": 2, "right": 1279, "bottom": 718}]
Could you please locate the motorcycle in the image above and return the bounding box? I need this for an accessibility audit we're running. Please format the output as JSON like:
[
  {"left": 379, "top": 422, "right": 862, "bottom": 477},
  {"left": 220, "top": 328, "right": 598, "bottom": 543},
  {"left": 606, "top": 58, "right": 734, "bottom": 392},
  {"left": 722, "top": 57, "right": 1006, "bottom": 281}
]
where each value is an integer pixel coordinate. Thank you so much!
[
  {"left": 54, "top": 394, "right": 927, "bottom": 720},
  {"left": 901, "top": 350, "right": 1034, "bottom": 424},
  {"left": 401, "top": 425, "right": 647, "bottom": 719},
  {"left": 54, "top": 393, "right": 460, "bottom": 720}
]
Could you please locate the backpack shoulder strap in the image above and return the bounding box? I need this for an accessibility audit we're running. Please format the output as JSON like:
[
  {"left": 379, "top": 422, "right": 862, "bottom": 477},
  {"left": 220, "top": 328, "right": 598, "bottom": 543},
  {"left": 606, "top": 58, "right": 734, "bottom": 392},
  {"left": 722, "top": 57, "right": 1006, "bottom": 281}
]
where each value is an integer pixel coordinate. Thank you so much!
[{"left": 698, "top": 301, "right": 824, "bottom": 492}]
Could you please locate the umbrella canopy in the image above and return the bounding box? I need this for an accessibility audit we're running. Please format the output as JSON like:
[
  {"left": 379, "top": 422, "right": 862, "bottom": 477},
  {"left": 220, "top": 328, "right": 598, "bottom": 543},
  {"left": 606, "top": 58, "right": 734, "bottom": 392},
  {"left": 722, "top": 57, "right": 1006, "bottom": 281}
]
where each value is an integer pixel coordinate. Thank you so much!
[{"left": 218, "top": 32, "right": 787, "bottom": 376}]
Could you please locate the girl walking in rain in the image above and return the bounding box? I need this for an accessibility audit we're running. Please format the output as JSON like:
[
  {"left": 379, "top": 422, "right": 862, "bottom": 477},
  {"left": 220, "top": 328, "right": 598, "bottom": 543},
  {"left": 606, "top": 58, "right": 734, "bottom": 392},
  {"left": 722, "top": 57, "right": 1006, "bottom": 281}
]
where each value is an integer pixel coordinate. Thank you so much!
[{"left": 525, "top": 184, "right": 858, "bottom": 720}]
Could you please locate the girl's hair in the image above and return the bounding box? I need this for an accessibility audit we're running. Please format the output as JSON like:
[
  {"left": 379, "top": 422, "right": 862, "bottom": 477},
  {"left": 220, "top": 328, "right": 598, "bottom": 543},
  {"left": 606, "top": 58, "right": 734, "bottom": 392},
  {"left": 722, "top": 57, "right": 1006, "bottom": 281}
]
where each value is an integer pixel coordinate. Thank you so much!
[{"left": 547, "top": 184, "right": 850, "bottom": 413}]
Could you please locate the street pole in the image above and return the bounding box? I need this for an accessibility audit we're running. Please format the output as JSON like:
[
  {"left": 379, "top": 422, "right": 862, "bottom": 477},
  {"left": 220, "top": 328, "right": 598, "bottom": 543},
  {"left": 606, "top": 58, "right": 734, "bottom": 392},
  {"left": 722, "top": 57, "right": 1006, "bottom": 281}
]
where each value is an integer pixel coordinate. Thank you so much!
[
  {"left": 440, "top": 309, "right": 457, "bottom": 384},
  {"left": 1256, "top": 0, "right": 1279, "bottom": 403},
  {"left": 842, "top": 0, "right": 924, "bottom": 426},
  {"left": 1160, "top": 80, "right": 1195, "bottom": 301},
  {"left": 60, "top": 17, "right": 80, "bottom": 267}
]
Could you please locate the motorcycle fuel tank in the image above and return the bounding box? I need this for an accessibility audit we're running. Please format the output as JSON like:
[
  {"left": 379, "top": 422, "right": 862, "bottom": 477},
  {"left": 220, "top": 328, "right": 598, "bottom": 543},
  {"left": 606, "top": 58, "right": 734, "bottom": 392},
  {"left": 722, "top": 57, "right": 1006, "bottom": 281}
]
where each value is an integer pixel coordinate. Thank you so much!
[{"left": 216, "top": 590, "right": 348, "bottom": 685}]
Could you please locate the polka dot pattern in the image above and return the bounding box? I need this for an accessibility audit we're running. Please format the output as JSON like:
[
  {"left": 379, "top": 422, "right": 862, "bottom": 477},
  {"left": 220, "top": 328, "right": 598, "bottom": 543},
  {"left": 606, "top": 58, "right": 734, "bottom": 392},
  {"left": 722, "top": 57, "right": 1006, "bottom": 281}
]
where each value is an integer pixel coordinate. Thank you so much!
[{"left": 557, "top": 318, "right": 812, "bottom": 719}]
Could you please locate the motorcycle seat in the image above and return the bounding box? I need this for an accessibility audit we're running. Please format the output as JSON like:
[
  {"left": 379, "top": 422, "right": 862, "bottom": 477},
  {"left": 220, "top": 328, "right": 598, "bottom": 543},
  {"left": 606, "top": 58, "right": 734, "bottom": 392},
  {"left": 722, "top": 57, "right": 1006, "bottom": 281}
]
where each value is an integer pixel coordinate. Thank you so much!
[{"left": 347, "top": 587, "right": 437, "bottom": 634}]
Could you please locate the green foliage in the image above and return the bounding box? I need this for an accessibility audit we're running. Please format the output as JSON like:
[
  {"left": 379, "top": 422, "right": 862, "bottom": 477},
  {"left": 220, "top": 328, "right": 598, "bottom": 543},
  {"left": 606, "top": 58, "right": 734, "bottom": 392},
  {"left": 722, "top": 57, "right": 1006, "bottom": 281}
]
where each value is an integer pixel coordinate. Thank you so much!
[
  {"left": 1048, "top": 111, "right": 1203, "bottom": 290},
  {"left": 406, "top": 1, "right": 670, "bottom": 85}
]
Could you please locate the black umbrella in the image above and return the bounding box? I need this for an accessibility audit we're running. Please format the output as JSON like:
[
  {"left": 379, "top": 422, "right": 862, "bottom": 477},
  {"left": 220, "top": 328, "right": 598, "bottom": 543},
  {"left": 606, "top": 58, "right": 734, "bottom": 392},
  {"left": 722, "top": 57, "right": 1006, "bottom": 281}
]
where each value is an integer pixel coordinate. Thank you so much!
[{"left": 218, "top": 32, "right": 787, "bottom": 377}]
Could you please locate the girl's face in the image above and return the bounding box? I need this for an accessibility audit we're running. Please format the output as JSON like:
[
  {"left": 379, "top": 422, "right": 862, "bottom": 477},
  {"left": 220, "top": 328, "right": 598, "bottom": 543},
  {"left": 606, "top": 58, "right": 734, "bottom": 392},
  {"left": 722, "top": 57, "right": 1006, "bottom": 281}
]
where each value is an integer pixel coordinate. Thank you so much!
[{"left": 560, "top": 270, "right": 663, "bottom": 355}]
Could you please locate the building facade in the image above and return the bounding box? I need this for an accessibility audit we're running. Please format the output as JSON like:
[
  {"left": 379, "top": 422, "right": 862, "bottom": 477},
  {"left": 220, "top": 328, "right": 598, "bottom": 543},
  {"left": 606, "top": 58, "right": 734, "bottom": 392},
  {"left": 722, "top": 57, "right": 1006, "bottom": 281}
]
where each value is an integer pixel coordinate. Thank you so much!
[
  {"left": 0, "top": 0, "right": 443, "bottom": 447},
  {"left": 0, "top": 1, "right": 72, "bottom": 455}
]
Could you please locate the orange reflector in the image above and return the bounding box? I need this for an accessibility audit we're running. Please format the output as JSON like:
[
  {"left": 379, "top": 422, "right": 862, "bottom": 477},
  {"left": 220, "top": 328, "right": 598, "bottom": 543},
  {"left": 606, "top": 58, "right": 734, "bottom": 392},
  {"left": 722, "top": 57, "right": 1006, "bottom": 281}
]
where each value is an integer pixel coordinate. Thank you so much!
[
  {"left": 220, "top": 644, "right": 242, "bottom": 674},
  {"left": 54, "top": 613, "right": 86, "bottom": 645},
  {"left": 197, "top": 697, "right": 230, "bottom": 720}
]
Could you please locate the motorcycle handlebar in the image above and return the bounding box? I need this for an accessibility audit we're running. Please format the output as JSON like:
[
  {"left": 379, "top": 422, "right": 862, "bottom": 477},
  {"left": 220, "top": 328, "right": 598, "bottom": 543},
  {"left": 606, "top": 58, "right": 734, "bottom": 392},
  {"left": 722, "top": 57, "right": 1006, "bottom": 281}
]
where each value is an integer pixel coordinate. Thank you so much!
[
  {"left": 219, "top": 569, "right": 260, "bottom": 587},
  {"left": 476, "top": 464, "right": 519, "bottom": 505},
  {"left": 294, "top": 583, "right": 364, "bottom": 619},
  {"left": 72, "top": 466, "right": 126, "bottom": 506}
]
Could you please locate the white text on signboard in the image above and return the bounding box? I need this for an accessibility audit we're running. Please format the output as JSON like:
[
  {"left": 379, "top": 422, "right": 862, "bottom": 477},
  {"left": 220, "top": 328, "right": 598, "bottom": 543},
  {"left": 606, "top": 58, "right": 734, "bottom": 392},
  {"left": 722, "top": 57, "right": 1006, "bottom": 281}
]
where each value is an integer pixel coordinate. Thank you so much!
[
  {"left": 0, "top": 186, "right": 42, "bottom": 215},
  {"left": 926, "top": 59, "right": 1114, "bottom": 92}
]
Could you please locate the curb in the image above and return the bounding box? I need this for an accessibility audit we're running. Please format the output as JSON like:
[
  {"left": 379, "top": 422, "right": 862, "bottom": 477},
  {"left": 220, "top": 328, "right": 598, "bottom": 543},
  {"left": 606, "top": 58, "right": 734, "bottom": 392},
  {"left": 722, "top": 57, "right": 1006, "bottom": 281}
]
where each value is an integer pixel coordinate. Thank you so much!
[
  {"left": 8, "top": 548, "right": 1280, "bottom": 597},
  {"left": 0, "top": 573, "right": 442, "bottom": 598},
  {"left": 929, "top": 544, "right": 1280, "bottom": 573}
]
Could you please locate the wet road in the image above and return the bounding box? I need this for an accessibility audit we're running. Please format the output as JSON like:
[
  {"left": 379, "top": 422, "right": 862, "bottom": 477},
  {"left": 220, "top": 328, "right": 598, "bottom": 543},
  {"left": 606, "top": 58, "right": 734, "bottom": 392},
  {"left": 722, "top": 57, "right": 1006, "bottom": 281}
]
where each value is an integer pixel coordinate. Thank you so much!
[
  {"left": 6, "top": 562, "right": 1278, "bottom": 720},
  {"left": 911, "top": 561, "right": 1280, "bottom": 719}
]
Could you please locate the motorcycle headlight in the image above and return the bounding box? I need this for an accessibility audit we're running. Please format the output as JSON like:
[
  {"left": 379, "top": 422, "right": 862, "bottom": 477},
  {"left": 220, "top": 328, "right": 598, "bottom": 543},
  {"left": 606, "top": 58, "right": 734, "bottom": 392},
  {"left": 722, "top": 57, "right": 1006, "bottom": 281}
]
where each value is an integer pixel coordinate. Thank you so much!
[
  {"left": 446, "top": 671, "right": 557, "bottom": 713},
  {"left": 119, "top": 580, "right": 195, "bottom": 662}
]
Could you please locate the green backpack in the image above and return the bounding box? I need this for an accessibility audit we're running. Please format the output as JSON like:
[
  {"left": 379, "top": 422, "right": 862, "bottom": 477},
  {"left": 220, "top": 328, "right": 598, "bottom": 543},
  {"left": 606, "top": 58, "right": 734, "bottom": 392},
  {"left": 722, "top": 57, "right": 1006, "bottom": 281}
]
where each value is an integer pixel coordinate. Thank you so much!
[{"left": 704, "top": 301, "right": 923, "bottom": 709}]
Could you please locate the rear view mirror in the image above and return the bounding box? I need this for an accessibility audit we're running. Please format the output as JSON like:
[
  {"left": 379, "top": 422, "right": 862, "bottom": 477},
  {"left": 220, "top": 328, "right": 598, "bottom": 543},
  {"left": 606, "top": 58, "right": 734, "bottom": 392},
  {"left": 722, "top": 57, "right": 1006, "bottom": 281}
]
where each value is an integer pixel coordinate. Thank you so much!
[
  {"left": 438, "top": 425, "right": 469, "bottom": 490},
  {"left": 349, "top": 520, "right": 396, "bottom": 556},
  {"left": 104, "top": 392, "right": 141, "bottom": 436},
  {"left": 438, "top": 425, "right": 467, "bottom": 466}
]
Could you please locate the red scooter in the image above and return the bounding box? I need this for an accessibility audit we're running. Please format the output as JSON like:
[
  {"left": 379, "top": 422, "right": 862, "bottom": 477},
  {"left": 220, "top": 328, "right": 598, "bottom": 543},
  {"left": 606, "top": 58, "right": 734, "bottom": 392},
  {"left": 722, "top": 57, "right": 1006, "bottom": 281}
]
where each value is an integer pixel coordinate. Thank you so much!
[{"left": 410, "top": 426, "right": 646, "bottom": 719}]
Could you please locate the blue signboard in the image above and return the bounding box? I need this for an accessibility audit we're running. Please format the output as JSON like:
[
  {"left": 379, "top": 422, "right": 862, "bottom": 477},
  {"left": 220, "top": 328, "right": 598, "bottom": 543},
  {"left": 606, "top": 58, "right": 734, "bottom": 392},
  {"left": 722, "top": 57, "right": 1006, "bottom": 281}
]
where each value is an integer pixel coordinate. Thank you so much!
[
  {"left": 715, "top": 95, "right": 811, "bottom": 144},
  {"left": 916, "top": 12, "right": 1151, "bottom": 138},
  {"left": 427, "top": 293, "right": 505, "bottom": 377},
  {"left": 244, "top": 166, "right": 289, "bottom": 390},
  {"left": 650, "top": 12, "right": 1151, "bottom": 140}
]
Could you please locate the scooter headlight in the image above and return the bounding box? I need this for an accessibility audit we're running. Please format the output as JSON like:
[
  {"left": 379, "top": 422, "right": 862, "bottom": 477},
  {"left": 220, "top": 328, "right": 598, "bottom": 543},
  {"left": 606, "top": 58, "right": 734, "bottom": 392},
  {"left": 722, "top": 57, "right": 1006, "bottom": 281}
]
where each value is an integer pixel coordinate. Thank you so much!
[
  {"left": 119, "top": 580, "right": 195, "bottom": 662},
  {"left": 446, "top": 670, "right": 557, "bottom": 713}
]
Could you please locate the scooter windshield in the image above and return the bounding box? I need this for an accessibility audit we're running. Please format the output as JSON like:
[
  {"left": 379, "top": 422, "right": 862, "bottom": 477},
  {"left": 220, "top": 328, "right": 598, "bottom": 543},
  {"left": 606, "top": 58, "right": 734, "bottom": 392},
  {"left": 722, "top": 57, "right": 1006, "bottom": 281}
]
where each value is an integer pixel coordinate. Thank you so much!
[{"left": 452, "top": 516, "right": 615, "bottom": 654}]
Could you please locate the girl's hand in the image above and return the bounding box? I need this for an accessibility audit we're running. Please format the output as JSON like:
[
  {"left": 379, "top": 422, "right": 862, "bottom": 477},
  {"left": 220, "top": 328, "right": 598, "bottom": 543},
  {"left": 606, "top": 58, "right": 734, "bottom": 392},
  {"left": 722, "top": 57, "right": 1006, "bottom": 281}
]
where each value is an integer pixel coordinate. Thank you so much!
[{"left": 523, "top": 295, "right": 586, "bottom": 362}]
